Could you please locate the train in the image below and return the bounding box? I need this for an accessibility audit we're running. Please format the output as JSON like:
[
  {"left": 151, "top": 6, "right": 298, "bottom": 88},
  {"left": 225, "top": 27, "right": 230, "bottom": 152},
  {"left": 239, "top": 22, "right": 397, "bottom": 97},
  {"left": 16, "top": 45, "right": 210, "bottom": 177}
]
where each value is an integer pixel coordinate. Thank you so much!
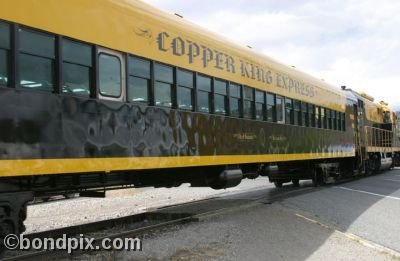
[{"left": 0, "top": 0, "right": 399, "bottom": 243}]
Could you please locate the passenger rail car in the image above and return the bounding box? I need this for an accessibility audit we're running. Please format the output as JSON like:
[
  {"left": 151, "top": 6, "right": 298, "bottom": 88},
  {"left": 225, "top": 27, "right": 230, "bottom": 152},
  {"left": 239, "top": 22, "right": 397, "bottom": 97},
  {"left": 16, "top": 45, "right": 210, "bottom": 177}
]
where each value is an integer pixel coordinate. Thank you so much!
[{"left": 0, "top": 0, "right": 398, "bottom": 241}]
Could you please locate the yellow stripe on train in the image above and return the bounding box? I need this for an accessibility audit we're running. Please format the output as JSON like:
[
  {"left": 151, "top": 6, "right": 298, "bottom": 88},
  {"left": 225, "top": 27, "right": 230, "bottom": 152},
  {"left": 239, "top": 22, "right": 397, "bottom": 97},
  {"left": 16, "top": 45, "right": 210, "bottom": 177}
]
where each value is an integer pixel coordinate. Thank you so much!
[{"left": 0, "top": 152, "right": 355, "bottom": 177}]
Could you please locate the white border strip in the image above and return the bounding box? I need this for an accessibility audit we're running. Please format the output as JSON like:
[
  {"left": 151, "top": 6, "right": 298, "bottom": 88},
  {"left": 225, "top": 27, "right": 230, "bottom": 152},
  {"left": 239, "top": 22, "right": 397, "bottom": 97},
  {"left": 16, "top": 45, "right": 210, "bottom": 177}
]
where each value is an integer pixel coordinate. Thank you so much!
[
  {"left": 334, "top": 186, "right": 400, "bottom": 200},
  {"left": 383, "top": 179, "right": 400, "bottom": 183}
]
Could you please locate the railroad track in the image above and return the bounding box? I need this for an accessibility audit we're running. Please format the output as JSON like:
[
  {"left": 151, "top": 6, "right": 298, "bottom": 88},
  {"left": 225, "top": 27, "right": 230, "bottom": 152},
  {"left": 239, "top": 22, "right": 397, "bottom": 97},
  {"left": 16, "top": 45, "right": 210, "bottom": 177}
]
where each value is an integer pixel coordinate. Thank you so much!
[
  {"left": 1, "top": 185, "right": 316, "bottom": 260},
  {"left": 1, "top": 212, "right": 197, "bottom": 260}
]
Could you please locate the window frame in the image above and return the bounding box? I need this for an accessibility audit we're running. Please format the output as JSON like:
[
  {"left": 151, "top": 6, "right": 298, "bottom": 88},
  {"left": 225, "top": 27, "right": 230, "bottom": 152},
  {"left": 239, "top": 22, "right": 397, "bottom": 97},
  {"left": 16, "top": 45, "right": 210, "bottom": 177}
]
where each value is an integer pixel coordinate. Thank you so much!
[
  {"left": 255, "top": 90, "right": 265, "bottom": 121},
  {"left": 342, "top": 112, "right": 346, "bottom": 131},
  {"left": 309, "top": 104, "right": 315, "bottom": 127},
  {"left": 285, "top": 97, "right": 294, "bottom": 125},
  {"left": 321, "top": 107, "right": 327, "bottom": 129},
  {"left": 229, "top": 82, "right": 242, "bottom": 118},
  {"left": 266, "top": 93, "right": 276, "bottom": 122},
  {"left": 301, "top": 102, "right": 308, "bottom": 127},
  {"left": 127, "top": 55, "right": 152, "bottom": 104},
  {"left": 337, "top": 111, "right": 342, "bottom": 131},
  {"left": 0, "top": 21, "right": 11, "bottom": 88},
  {"left": 213, "top": 78, "right": 228, "bottom": 115},
  {"left": 326, "top": 109, "right": 332, "bottom": 129},
  {"left": 276, "top": 95, "right": 285, "bottom": 124},
  {"left": 331, "top": 110, "right": 335, "bottom": 130},
  {"left": 243, "top": 86, "right": 255, "bottom": 119},
  {"left": 18, "top": 26, "right": 56, "bottom": 92},
  {"left": 315, "top": 106, "right": 321, "bottom": 128},
  {"left": 153, "top": 62, "right": 174, "bottom": 108},
  {"left": 196, "top": 74, "right": 212, "bottom": 113},
  {"left": 176, "top": 68, "right": 194, "bottom": 111},
  {"left": 97, "top": 47, "right": 125, "bottom": 102},
  {"left": 61, "top": 38, "right": 93, "bottom": 97},
  {"left": 293, "top": 99, "right": 301, "bottom": 126}
]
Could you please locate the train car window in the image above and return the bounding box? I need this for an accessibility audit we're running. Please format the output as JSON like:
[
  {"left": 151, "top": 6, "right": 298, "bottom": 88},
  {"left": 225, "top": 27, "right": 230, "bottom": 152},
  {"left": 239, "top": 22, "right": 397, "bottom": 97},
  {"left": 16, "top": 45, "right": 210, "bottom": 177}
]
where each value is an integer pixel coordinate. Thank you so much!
[
  {"left": 0, "top": 22, "right": 10, "bottom": 87},
  {"left": 325, "top": 109, "right": 329, "bottom": 129},
  {"left": 285, "top": 98, "right": 293, "bottom": 124},
  {"left": 327, "top": 109, "right": 331, "bottom": 129},
  {"left": 321, "top": 108, "right": 327, "bottom": 129},
  {"left": 331, "top": 110, "right": 337, "bottom": 130},
  {"left": 129, "top": 56, "right": 150, "bottom": 78},
  {"left": 309, "top": 104, "right": 315, "bottom": 127},
  {"left": 327, "top": 109, "right": 330, "bottom": 129},
  {"left": 301, "top": 102, "right": 308, "bottom": 126},
  {"left": 337, "top": 111, "right": 342, "bottom": 131},
  {"left": 154, "top": 63, "right": 173, "bottom": 107},
  {"left": 19, "top": 28, "right": 55, "bottom": 91},
  {"left": 315, "top": 106, "right": 321, "bottom": 128},
  {"left": 341, "top": 112, "right": 344, "bottom": 131},
  {"left": 276, "top": 96, "right": 284, "bottom": 123},
  {"left": 99, "top": 53, "right": 121, "bottom": 97},
  {"left": 333, "top": 111, "right": 337, "bottom": 130},
  {"left": 0, "top": 23, "right": 9, "bottom": 49},
  {"left": 20, "top": 28, "right": 55, "bottom": 58},
  {"left": 293, "top": 100, "right": 301, "bottom": 126},
  {"left": 326, "top": 109, "right": 331, "bottom": 129},
  {"left": 255, "top": 90, "right": 265, "bottom": 120},
  {"left": 197, "top": 74, "right": 211, "bottom": 113},
  {"left": 342, "top": 113, "right": 346, "bottom": 131},
  {"left": 243, "top": 86, "right": 254, "bottom": 119},
  {"left": 128, "top": 56, "right": 150, "bottom": 103},
  {"left": 214, "top": 79, "right": 227, "bottom": 115},
  {"left": 62, "top": 39, "right": 92, "bottom": 97},
  {"left": 177, "top": 69, "right": 193, "bottom": 110},
  {"left": 266, "top": 93, "right": 276, "bottom": 122},
  {"left": 229, "top": 82, "right": 241, "bottom": 117},
  {"left": 155, "top": 63, "right": 173, "bottom": 83}
]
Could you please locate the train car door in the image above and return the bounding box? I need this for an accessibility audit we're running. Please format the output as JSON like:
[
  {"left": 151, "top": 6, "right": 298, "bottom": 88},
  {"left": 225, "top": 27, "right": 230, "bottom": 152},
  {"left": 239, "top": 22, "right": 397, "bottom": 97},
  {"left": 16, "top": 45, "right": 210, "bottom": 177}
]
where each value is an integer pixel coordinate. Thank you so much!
[
  {"left": 95, "top": 48, "right": 127, "bottom": 155},
  {"left": 97, "top": 47, "right": 126, "bottom": 101},
  {"left": 354, "top": 99, "right": 366, "bottom": 172}
]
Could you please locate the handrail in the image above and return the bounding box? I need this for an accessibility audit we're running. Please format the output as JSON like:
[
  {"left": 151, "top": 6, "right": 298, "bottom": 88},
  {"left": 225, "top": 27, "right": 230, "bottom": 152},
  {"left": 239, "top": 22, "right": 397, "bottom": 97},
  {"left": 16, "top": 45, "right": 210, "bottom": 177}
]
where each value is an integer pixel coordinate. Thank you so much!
[
  {"left": 364, "top": 126, "right": 393, "bottom": 147},
  {"left": 395, "top": 121, "right": 400, "bottom": 147}
]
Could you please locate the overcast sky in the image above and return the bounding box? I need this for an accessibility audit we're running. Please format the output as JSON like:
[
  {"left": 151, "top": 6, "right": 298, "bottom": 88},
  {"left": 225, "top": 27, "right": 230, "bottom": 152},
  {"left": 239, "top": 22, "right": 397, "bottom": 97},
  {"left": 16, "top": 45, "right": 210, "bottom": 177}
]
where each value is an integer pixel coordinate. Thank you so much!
[{"left": 143, "top": 0, "right": 400, "bottom": 111}]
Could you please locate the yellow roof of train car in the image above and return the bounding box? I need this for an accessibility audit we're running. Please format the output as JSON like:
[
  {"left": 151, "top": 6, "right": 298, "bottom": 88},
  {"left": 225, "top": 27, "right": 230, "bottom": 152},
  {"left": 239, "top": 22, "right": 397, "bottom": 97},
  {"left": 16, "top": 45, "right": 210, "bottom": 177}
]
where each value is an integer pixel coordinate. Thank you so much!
[{"left": 1, "top": 0, "right": 346, "bottom": 111}]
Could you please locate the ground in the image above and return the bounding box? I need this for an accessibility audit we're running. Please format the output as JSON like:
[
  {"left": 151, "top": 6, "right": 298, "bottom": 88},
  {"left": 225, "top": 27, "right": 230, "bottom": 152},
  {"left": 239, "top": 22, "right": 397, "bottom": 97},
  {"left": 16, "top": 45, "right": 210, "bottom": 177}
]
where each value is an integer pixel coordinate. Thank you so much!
[{"left": 26, "top": 168, "right": 400, "bottom": 260}]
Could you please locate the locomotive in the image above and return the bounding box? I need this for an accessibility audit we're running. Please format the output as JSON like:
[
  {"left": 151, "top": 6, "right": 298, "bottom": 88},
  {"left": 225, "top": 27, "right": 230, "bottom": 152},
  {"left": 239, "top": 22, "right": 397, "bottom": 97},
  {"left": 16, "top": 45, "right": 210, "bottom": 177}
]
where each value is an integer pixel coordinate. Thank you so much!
[{"left": 0, "top": 0, "right": 399, "bottom": 242}]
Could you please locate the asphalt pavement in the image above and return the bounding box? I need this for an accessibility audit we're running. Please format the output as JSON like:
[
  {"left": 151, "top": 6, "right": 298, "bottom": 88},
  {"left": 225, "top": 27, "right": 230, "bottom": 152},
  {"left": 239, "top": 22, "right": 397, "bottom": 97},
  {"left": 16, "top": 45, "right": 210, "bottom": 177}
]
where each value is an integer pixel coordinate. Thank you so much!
[
  {"left": 281, "top": 168, "right": 400, "bottom": 255},
  {"left": 79, "top": 168, "right": 400, "bottom": 260}
]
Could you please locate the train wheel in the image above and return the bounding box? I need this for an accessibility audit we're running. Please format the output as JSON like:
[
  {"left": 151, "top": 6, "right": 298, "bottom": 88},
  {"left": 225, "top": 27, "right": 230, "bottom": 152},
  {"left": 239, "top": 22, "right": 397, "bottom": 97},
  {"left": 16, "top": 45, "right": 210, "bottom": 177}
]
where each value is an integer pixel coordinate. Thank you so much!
[
  {"left": 0, "top": 191, "right": 33, "bottom": 246},
  {"left": 312, "top": 166, "right": 326, "bottom": 186},
  {"left": 0, "top": 207, "right": 15, "bottom": 251},
  {"left": 64, "top": 193, "right": 78, "bottom": 199},
  {"left": 292, "top": 179, "right": 300, "bottom": 187},
  {"left": 312, "top": 168, "right": 320, "bottom": 187},
  {"left": 364, "top": 160, "right": 372, "bottom": 175},
  {"left": 312, "top": 177, "right": 318, "bottom": 187},
  {"left": 0, "top": 220, "right": 14, "bottom": 236},
  {"left": 0, "top": 221, "right": 15, "bottom": 251},
  {"left": 373, "top": 159, "right": 381, "bottom": 173}
]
